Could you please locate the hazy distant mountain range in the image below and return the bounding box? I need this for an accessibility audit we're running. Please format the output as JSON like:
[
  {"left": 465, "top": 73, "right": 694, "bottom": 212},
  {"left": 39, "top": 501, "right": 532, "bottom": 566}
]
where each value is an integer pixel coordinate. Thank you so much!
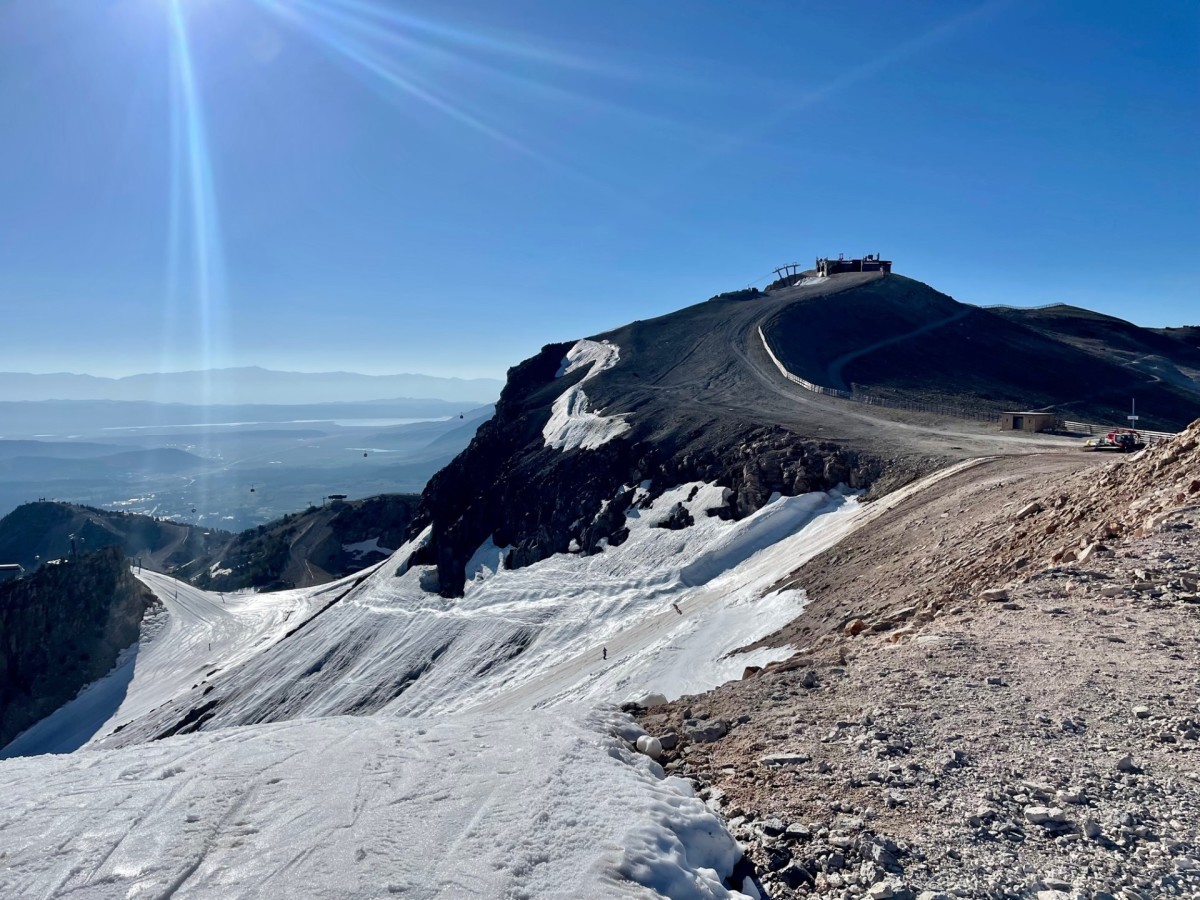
[{"left": 0, "top": 367, "right": 503, "bottom": 405}]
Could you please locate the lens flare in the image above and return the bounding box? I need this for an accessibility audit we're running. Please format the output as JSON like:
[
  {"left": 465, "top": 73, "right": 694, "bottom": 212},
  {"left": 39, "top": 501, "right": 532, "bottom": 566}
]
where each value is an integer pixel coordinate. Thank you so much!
[
  {"left": 250, "top": 0, "right": 603, "bottom": 184},
  {"left": 166, "top": 0, "right": 226, "bottom": 381},
  {"left": 165, "top": 0, "right": 227, "bottom": 509}
]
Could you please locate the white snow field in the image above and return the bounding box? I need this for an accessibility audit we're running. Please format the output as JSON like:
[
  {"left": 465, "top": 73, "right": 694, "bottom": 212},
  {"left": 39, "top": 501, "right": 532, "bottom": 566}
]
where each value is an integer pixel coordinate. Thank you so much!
[
  {"left": 0, "top": 462, "right": 980, "bottom": 897},
  {"left": 0, "top": 709, "right": 743, "bottom": 899},
  {"left": 543, "top": 339, "right": 632, "bottom": 451}
]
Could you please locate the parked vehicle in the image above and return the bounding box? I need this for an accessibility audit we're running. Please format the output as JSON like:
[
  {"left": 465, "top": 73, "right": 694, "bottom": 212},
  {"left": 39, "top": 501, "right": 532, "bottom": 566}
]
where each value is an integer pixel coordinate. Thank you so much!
[{"left": 1082, "top": 428, "right": 1146, "bottom": 452}]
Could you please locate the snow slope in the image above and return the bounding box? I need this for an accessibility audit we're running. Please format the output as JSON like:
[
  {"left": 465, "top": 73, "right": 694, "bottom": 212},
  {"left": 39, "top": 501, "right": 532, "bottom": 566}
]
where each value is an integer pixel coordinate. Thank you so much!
[
  {"left": 0, "top": 709, "right": 744, "bottom": 899},
  {"left": 93, "top": 483, "right": 863, "bottom": 743},
  {"left": 98, "top": 571, "right": 353, "bottom": 738},
  {"left": 0, "top": 461, "right": 984, "bottom": 897},
  {"left": 0, "top": 645, "right": 139, "bottom": 759}
]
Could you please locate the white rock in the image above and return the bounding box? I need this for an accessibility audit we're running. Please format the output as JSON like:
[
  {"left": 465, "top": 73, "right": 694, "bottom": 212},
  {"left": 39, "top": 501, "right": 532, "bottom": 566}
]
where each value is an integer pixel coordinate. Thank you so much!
[
  {"left": 869, "top": 883, "right": 894, "bottom": 899},
  {"left": 980, "top": 588, "right": 1010, "bottom": 602},
  {"left": 1015, "top": 501, "right": 1043, "bottom": 520},
  {"left": 759, "top": 752, "right": 810, "bottom": 767},
  {"left": 1024, "top": 806, "right": 1067, "bottom": 825},
  {"left": 1132, "top": 705, "right": 1151, "bottom": 719},
  {"left": 632, "top": 692, "right": 669, "bottom": 708},
  {"left": 635, "top": 735, "right": 663, "bottom": 759}
]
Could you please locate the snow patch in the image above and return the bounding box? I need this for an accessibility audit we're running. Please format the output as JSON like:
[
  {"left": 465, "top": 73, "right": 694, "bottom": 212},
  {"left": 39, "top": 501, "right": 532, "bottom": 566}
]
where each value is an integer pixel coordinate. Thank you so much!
[
  {"left": 544, "top": 339, "right": 631, "bottom": 452},
  {"left": 464, "top": 536, "right": 512, "bottom": 587},
  {"left": 342, "top": 536, "right": 394, "bottom": 558},
  {"left": 555, "top": 338, "right": 622, "bottom": 379}
]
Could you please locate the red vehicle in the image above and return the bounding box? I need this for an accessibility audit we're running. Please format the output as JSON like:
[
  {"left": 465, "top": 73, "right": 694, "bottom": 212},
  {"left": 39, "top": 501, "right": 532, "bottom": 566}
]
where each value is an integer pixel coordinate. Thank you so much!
[{"left": 1082, "top": 428, "right": 1146, "bottom": 452}]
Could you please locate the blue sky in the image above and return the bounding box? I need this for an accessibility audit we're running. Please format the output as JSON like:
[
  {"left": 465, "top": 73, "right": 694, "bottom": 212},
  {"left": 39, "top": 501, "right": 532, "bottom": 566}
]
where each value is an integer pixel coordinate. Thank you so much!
[{"left": 1, "top": 0, "right": 1196, "bottom": 378}]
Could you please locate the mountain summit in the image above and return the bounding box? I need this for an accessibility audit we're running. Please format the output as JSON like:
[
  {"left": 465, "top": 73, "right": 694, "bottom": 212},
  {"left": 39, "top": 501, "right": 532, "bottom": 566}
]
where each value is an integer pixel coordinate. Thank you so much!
[{"left": 406, "top": 270, "right": 1200, "bottom": 596}]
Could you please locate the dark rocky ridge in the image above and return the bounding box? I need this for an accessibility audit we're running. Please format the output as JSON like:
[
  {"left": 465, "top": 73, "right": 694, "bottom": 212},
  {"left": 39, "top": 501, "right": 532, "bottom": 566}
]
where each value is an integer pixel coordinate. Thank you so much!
[
  {"left": 0, "top": 546, "right": 156, "bottom": 748},
  {"left": 0, "top": 495, "right": 419, "bottom": 594},
  {"left": 178, "top": 493, "right": 421, "bottom": 591},
  {"left": 764, "top": 279, "right": 1200, "bottom": 429},
  {"left": 407, "top": 274, "right": 906, "bottom": 597},
  {"left": 403, "top": 272, "right": 1200, "bottom": 599},
  {"left": 408, "top": 342, "right": 883, "bottom": 596}
]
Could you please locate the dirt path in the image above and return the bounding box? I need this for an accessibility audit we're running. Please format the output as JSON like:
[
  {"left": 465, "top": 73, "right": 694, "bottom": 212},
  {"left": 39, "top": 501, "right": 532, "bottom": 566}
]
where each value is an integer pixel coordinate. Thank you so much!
[
  {"left": 595, "top": 272, "right": 1083, "bottom": 476},
  {"left": 636, "top": 434, "right": 1200, "bottom": 899}
]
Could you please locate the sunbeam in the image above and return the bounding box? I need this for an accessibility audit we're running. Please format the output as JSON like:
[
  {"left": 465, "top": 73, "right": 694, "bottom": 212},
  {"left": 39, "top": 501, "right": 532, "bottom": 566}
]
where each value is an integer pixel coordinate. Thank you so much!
[
  {"left": 165, "top": 0, "right": 227, "bottom": 507},
  {"left": 316, "top": 0, "right": 623, "bottom": 76},
  {"left": 166, "top": 0, "right": 226, "bottom": 380},
  {"left": 249, "top": 0, "right": 611, "bottom": 188}
]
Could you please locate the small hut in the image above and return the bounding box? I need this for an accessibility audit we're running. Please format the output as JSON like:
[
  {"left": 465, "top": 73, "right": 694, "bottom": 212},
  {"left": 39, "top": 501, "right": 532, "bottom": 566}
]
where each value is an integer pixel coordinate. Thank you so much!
[{"left": 1000, "top": 411, "right": 1058, "bottom": 433}]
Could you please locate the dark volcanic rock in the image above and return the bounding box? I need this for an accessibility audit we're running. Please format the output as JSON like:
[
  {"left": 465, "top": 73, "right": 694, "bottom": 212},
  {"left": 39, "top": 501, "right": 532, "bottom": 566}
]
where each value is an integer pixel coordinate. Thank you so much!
[
  {"left": 0, "top": 546, "right": 156, "bottom": 749},
  {"left": 402, "top": 270, "right": 1185, "bottom": 598},
  {"left": 404, "top": 338, "right": 883, "bottom": 597},
  {"left": 400, "top": 279, "right": 928, "bottom": 598}
]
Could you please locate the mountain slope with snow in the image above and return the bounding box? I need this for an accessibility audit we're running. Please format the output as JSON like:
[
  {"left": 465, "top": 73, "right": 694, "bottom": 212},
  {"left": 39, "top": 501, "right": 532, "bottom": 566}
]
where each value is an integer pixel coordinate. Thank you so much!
[{"left": 4, "top": 270, "right": 1152, "bottom": 898}]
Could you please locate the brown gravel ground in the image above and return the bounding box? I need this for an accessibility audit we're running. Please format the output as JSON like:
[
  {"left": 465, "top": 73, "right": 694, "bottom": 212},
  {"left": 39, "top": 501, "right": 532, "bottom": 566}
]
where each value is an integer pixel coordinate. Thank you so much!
[{"left": 637, "top": 427, "right": 1200, "bottom": 900}]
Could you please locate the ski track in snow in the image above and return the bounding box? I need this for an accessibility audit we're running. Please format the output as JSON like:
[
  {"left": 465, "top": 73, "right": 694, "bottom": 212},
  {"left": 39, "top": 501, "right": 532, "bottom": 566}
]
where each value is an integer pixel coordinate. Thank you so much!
[
  {"left": 543, "top": 339, "right": 632, "bottom": 451},
  {"left": 0, "top": 709, "right": 741, "bottom": 899},
  {"left": 0, "top": 461, "right": 983, "bottom": 898}
]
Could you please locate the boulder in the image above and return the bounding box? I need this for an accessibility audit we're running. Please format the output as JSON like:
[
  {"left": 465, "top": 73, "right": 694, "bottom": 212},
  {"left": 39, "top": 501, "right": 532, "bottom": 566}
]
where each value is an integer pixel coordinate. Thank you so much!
[
  {"left": 683, "top": 718, "right": 728, "bottom": 743},
  {"left": 1024, "top": 806, "right": 1067, "bottom": 826}
]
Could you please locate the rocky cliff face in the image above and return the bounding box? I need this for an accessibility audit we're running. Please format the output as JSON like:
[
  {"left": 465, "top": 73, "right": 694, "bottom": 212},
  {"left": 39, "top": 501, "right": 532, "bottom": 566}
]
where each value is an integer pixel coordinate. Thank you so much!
[
  {"left": 0, "top": 546, "right": 156, "bottom": 748},
  {"left": 407, "top": 341, "right": 887, "bottom": 598}
]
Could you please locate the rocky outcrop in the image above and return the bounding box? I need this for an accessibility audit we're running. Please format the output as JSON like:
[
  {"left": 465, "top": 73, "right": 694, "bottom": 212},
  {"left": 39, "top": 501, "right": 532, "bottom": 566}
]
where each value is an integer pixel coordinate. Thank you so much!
[
  {"left": 406, "top": 342, "right": 885, "bottom": 597},
  {"left": 183, "top": 493, "right": 421, "bottom": 592},
  {"left": 0, "top": 546, "right": 156, "bottom": 748}
]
